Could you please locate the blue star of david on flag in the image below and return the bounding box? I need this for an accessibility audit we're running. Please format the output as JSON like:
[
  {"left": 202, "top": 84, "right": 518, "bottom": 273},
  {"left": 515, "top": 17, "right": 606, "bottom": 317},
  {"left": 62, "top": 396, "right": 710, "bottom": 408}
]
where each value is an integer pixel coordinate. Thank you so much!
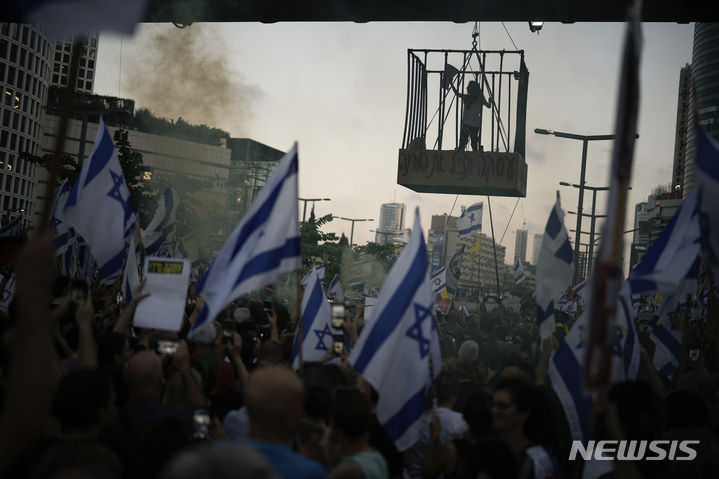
[
  {"left": 314, "top": 323, "right": 332, "bottom": 351},
  {"left": 406, "top": 303, "right": 433, "bottom": 358},
  {"left": 107, "top": 171, "right": 127, "bottom": 206}
]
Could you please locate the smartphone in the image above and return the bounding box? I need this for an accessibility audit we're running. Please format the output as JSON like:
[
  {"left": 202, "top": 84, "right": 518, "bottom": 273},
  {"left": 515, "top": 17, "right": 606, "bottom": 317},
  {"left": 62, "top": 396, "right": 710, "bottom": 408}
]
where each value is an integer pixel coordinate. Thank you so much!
[
  {"left": 689, "top": 349, "right": 700, "bottom": 362},
  {"left": 333, "top": 335, "right": 345, "bottom": 354},
  {"left": 222, "top": 329, "right": 233, "bottom": 344},
  {"left": 193, "top": 409, "right": 211, "bottom": 440},
  {"left": 263, "top": 300, "right": 273, "bottom": 313},
  {"left": 70, "top": 279, "right": 88, "bottom": 302},
  {"left": 116, "top": 293, "right": 123, "bottom": 305},
  {"left": 157, "top": 340, "right": 179, "bottom": 355},
  {"left": 331, "top": 304, "right": 345, "bottom": 329}
]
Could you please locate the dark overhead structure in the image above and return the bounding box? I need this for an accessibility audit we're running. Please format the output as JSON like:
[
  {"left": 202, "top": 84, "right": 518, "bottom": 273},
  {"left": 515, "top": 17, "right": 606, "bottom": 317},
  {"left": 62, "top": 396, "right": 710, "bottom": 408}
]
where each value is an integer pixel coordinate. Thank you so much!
[{"left": 143, "top": 0, "right": 717, "bottom": 23}]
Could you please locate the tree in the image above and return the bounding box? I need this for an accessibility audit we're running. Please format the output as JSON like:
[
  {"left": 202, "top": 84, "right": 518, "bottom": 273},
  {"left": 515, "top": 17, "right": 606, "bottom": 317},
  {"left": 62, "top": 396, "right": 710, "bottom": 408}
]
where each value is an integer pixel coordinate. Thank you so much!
[
  {"left": 113, "top": 129, "right": 154, "bottom": 225},
  {"left": 301, "top": 212, "right": 345, "bottom": 283}
]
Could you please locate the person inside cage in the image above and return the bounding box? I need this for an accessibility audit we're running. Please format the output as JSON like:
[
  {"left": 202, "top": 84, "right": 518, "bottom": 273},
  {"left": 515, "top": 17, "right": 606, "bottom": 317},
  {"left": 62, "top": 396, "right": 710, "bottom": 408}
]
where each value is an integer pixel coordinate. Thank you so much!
[{"left": 451, "top": 79, "right": 492, "bottom": 152}]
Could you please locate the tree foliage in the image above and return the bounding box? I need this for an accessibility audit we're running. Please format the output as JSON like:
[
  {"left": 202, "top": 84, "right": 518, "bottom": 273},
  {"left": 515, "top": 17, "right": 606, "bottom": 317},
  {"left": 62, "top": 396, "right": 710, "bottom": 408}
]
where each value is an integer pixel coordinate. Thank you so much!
[
  {"left": 301, "top": 211, "right": 345, "bottom": 283},
  {"left": 129, "top": 108, "right": 231, "bottom": 147}
]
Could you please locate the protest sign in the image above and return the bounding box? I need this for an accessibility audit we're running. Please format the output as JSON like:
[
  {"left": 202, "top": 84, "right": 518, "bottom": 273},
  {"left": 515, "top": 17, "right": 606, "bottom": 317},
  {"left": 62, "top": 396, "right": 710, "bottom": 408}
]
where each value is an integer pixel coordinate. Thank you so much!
[{"left": 134, "top": 257, "right": 191, "bottom": 331}]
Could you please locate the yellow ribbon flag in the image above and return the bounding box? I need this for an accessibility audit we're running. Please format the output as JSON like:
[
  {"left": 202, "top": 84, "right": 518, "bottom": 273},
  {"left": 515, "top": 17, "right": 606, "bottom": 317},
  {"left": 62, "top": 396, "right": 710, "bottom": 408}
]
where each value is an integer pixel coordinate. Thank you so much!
[
  {"left": 439, "top": 289, "right": 450, "bottom": 299},
  {"left": 470, "top": 236, "right": 482, "bottom": 258}
]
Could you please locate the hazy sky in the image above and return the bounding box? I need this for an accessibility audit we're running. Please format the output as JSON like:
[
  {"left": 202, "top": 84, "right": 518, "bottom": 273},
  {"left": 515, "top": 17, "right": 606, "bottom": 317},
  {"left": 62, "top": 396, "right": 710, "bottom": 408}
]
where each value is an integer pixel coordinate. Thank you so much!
[{"left": 94, "top": 22, "right": 694, "bottom": 270}]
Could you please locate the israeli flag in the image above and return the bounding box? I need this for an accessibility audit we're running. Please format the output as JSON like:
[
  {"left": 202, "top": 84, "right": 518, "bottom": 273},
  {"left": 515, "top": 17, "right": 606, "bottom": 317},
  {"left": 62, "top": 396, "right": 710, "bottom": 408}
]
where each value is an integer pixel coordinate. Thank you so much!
[
  {"left": 302, "top": 265, "right": 325, "bottom": 287},
  {"left": 350, "top": 209, "right": 441, "bottom": 451},
  {"left": 650, "top": 297, "right": 685, "bottom": 379},
  {"left": 458, "top": 304, "right": 471, "bottom": 319},
  {"left": 327, "top": 274, "right": 345, "bottom": 302},
  {"left": 430, "top": 267, "right": 447, "bottom": 296},
  {"left": 627, "top": 188, "right": 700, "bottom": 295},
  {"left": 513, "top": 253, "right": 526, "bottom": 284},
  {"left": 142, "top": 187, "right": 179, "bottom": 257},
  {"left": 194, "top": 144, "right": 300, "bottom": 331},
  {"left": 0, "top": 216, "right": 21, "bottom": 237},
  {"left": 122, "top": 228, "right": 143, "bottom": 302},
  {"left": 446, "top": 245, "right": 465, "bottom": 296},
  {"left": 64, "top": 118, "right": 135, "bottom": 281},
  {"left": 548, "top": 281, "right": 640, "bottom": 441},
  {"left": 50, "top": 180, "right": 74, "bottom": 254},
  {"left": 290, "top": 267, "right": 333, "bottom": 368},
  {"left": 536, "top": 194, "right": 574, "bottom": 339},
  {"left": 456, "top": 202, "right": 483, "bottom": 237},
  {"left": 695, "top": 126, "right": 719, "bottom": 284},
  {"left": 363, "top": 285, "right": 380, "bottom": 298},
  {"left": 649, "top": 259, "right": 698, "bottom": 379}
]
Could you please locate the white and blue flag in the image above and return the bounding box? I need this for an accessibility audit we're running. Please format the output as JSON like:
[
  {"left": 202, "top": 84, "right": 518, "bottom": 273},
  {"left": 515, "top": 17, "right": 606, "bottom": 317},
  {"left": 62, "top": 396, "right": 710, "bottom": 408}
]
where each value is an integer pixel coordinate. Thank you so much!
[
  {"left": 628, "top": 188, "right": 700, "bottom": 295},
  {"left": 513, "top": 253, "right": 526, "bottom": 284},
  {"left": 0, "top": 216, "right": 21, "bottom": 237},
  {"left": 456, "top": 202, "right": 483, "bottom": 237},
  {"left": 548, "top": 281, "right": 640, "bottom": 441},
  {"left": 50, "top": 180, "right": 74, "bottom": 254},
  {"left": 64, "top": 118, "right": 135, "bottom": 281},
  {"left": 302, "top": 265, "right": 325, "bottom": 287},
  {"left": 350, "top": 209, "right": 440, "bottom": 451},
  {"left": 291, "top": 266, "right": 333, "bottom": 368},
  {"left": 142, "top": 187, "right": 179, "bottom": 258},
  {"left": 122, "top": 227, "right": 143, "bottom": 302},
  {"left": 536, "top": 194, "right": 574, "bottom": 339},
  {"left": 695, "top": 126, "right": 719, "bottom": 284},
  {"left": 446, "top": 245, "right": 465, "bottom": 296},
  {"left": 327, "top": 274, "right": 345, "bottom": 302},
  {"left": 430, "top": 267, "right": 447, "bottom": 296},
  {"left": 193, "top": 144, "right": 300, "bottom": 331},
  {"left": 648, "top": 258, "right": 698, "bottom": 379}
]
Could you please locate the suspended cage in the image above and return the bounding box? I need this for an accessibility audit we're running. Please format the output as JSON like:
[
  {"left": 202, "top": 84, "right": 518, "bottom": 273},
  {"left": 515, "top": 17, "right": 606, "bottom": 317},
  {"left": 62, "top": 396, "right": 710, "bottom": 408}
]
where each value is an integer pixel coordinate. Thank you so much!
[{"left": 398, "top": 40, "right": 529, "bottom": 197}]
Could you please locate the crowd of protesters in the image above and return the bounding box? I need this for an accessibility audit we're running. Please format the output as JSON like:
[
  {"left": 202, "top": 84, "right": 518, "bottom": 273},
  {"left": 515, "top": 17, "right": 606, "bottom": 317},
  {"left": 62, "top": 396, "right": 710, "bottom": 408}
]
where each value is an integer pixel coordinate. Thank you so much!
[{"left": 1, "top": 233, "right": 719, "bottom": 479}]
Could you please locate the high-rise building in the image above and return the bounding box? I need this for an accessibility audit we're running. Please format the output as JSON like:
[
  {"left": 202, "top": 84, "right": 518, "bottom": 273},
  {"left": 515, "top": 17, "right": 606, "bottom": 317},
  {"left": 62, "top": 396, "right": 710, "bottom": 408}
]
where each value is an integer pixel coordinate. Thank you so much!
[
  {"left": 375, "top": 202, "right": 406, "bottom": 244},
  {"left": 683, "top": 23, "right": 719, "bottom": 193},
  {"left": 630, "top": 185, "right": 682, "bottom": 269},
  {"left": 427, "top": 214, "right": 505, "bottom": 300},
  {"left": 50, "top": 34, "right": 98, "bottom": 93},
  {"left": 514, "top": 228, "right": 528, "bottom": 263},
  {"left": 672, "top": 64, "right": 691, "bottom": 194},
  {"left": 0, "top": 23, "right": 53, "bottom": 229},
  {"left": 532, "top": 233, "right": 543, "bottom": 265}
]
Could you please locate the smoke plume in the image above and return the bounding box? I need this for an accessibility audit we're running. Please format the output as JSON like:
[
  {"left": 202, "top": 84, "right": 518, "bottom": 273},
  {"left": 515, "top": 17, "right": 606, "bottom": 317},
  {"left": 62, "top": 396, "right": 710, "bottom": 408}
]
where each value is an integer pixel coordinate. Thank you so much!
[{"left": 125, "top": 24, "right": 252, "bottom": 132}]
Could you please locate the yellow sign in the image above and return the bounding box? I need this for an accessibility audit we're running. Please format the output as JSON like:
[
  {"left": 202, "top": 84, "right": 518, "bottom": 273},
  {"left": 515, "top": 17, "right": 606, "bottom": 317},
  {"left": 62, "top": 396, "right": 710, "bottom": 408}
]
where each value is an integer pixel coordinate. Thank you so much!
[
  {"left": 470, "top": 236, "right": 482, "bottom": 258},
  {"left": 148, "top": 261, "right": 184, "bottom": 274}
]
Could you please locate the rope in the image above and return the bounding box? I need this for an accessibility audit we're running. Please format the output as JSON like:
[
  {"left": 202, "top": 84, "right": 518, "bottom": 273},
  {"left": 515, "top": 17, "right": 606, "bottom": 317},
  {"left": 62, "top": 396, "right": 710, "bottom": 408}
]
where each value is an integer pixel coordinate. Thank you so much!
[
  {"left": 498, "top": 198, "right": 521, "bottom": 245},
  {"left": 501, "top": 22, "right": 520, "bottom": 51}
]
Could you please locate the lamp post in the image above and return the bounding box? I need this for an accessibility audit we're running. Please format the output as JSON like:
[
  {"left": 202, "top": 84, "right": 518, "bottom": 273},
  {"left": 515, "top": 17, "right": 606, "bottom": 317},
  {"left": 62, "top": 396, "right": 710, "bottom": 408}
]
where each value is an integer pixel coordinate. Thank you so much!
[
  {"left": 298, "top": 197, "right": 331, "bottom": 222},
  {"left": 536, "top": 128, "right": 638, "bottom": 282},
  {"left": 335, "top": 217, "right": 373, "bottom": 247},
  {"left": 560, "top": 182, "right": 632, "bottom": 276}
]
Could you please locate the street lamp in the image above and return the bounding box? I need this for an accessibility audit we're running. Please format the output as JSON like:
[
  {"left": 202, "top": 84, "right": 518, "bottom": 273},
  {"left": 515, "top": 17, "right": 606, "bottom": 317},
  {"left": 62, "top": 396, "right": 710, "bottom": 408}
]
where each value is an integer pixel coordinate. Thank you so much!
[
  {"left": 560, "top": 181, "right": 631, "bottom": 276},
  {"left": 298, "top": 197, "right": 331, "bottom": 222},
  {"left": 335, "top": 216, "right": 373, "bottom": 247},
  {"left": 536, "top": 128, "right": 638, "bottom": 282}
]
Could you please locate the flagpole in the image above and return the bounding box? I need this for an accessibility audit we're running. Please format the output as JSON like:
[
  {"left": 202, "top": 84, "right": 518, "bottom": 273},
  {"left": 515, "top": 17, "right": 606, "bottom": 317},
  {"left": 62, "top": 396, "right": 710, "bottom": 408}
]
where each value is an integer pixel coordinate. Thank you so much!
[
  {"left": 585, "top": 0, "right": 642, "bottom": 391},
  {"left": 486, "top": 197, "right": 502, "bottom": 299},
  {"left": 295, "top": 270, "right": 304, "bottom": 373},
  {"left": 41, "top": 39, "right": 83, "bottom": 230}
]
